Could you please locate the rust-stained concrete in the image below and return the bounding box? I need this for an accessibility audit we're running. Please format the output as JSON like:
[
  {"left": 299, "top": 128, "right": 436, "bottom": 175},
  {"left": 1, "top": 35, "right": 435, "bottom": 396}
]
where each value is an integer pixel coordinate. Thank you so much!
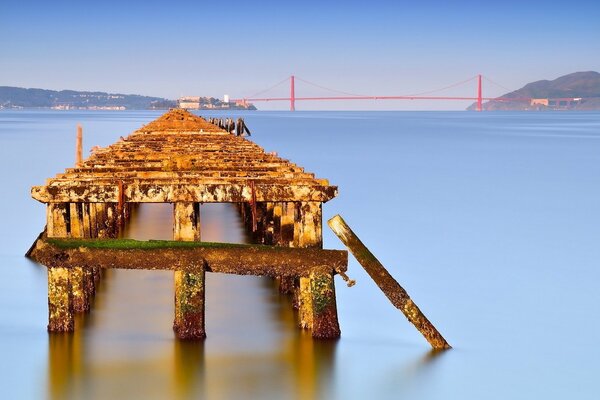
[
  {"left": 31, "top": 109, "right": 343, "bottom": 340},
  {"left": 31, "top": 109, "right": 337, "bottom": 204},
  {"left": 29, "top": 238, "right": 348, "bottom": 277},
  {"left": 47, "top": 267, "right": 73, "bottom": 332}
]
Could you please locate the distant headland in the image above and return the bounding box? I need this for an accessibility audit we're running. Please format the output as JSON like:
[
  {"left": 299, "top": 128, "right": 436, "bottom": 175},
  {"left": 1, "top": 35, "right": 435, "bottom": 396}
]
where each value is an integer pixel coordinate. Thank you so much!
[
  {"left": 468, "top": 71, "right": 600, "bottom": 111},
  {"left": 0, "top": 87, "right": 256, "bottom": 111}
]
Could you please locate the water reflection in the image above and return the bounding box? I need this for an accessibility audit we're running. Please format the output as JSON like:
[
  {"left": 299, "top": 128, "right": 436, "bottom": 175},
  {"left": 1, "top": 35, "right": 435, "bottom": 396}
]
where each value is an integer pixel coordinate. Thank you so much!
[
  {"left": 173, "top": 341, "right": 205, "bottom": 399},
  {"left": 47, "top": 203, "right": 337, "bottom": 399}
]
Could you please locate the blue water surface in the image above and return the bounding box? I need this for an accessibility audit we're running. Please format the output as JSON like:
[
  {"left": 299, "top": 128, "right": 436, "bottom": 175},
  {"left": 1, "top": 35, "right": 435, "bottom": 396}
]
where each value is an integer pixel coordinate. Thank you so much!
[{"left": 0, "top": 110, "right": 599, "bottom": 399}]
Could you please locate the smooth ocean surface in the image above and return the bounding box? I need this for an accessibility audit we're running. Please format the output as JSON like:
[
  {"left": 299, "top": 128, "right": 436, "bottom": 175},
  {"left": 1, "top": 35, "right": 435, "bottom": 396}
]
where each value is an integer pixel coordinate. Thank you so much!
[{"left": 1, "top": 110, "right": 599, "bottom": 399}]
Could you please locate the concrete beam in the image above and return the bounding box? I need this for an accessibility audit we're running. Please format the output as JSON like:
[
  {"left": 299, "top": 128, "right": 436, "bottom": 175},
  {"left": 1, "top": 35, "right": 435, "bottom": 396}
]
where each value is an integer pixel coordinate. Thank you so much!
[
  {"left": 29, "top": 238, "right": 348, "bottom": 278},
  {"left": 32, "top": 183, "right": 338, "bottom": 204}
]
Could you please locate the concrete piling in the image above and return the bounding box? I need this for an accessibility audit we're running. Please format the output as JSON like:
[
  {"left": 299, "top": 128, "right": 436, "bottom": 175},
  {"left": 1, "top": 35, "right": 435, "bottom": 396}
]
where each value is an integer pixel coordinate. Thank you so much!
[
  {"left": 310, "top": 269, "right": 340, "bottom": 339},
  {"left": 47, "top": 267, "right": 74, "bottom": 332},
  {"left": 46, "top": 203, "right": 74, "bottom": 332},
  {"left": 173, "top": 202, "right": 205, "bottom": 339},
  {"left": 68, "top": 202, "right": 91, "bottom": 312}
]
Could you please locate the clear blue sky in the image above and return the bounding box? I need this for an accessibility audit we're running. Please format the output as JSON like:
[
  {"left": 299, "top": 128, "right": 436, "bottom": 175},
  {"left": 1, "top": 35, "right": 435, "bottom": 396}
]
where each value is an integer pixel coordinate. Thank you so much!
[{"left": 1, "top": 0, "right": 599, "bottom": 110}]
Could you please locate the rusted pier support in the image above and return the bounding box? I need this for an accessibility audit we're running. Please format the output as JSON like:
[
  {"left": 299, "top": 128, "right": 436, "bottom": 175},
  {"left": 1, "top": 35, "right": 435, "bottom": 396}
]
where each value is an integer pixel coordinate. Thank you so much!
[
  {"left": 46, "top": 201, "right": 116, "bottom": 322},
  {"left": 47, "top": 267, "right": 73, "bottom": 332},
  {"left": 68, "top": 203, "right": 92, "bottom": 312},
  {"left": 295, "top": 202, "right": 340, "bottom": 338},
  {"left": 273, "top": 202, "right": 295, "bottom": 294},
  {"left": 173, "top": 202, "right": 205, "bottom": 339},
  {"left": 46, "top": 203, "right": 74, "bottom": 332},
  {"left": 310, "top": 268, "right": 340, "bottom": 339},
  {"left": 328, "top": 215, "right": 450, "bottom": 350}
]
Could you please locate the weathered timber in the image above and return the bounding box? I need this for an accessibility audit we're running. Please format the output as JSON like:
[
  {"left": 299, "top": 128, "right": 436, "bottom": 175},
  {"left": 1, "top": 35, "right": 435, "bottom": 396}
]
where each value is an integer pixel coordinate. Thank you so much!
[
  {"left": 29, "top": 238, "right": 348, "bottom": 277},
  {"left": 327, "top": 215, "right": 450, "bottom": 350},
  {"left": 76, "top": 124, "right": 83, "bottom": 167}
]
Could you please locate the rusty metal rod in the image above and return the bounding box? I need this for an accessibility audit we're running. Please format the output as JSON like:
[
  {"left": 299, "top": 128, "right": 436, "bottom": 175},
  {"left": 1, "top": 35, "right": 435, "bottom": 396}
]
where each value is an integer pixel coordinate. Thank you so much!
[{"left": 327, "top": 214, "right": 450, "bottom": 350}]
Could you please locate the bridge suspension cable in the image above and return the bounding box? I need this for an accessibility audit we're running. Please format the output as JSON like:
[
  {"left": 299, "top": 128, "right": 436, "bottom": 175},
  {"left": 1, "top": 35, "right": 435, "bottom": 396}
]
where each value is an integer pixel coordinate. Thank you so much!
[
  {"left": 401, "top": 75, "right": 478, "bottom": 97},
  {"left": 244, "top": 76, "right": 290, "bottom": 100},
  {"left": 482, "top": 75, "right": 514, "bottom": 93},
  {"left": 294, "top": 76, "right": 369, "bottom": 97}
]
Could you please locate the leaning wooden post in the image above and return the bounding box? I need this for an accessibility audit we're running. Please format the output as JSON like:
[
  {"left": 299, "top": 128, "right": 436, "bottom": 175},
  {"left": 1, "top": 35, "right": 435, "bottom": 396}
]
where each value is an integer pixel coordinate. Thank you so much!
[
  {"left": 173, "top": 202, "right": 205, "bottom": 339},
  {"left": 46, "top": 203, "right": 74, "bottom": 332},
  {"left": 328, "top": 215, "right": 450, "bottom": 350}
]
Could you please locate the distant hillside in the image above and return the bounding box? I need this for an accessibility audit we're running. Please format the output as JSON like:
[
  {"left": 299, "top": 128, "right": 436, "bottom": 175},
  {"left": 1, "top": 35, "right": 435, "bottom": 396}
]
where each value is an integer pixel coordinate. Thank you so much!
[
  {"left": 468, "top": 71, "right": 600, "bottom": 110},
  {"left": 0, "top": 86, "right": 175, "bottom": 110}
]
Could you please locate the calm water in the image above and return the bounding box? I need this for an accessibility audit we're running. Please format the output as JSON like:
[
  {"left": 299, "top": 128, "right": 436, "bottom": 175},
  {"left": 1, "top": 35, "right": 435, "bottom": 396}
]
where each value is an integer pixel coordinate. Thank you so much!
[{"left": 1, "top": 110, "right": 599, "bottom": 399}]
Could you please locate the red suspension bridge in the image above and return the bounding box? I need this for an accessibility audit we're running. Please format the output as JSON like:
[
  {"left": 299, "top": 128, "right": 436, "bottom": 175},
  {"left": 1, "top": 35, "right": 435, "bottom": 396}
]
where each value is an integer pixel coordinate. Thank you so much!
[{"left": 231, "top": 75, "right": 582, "bottom": 111}]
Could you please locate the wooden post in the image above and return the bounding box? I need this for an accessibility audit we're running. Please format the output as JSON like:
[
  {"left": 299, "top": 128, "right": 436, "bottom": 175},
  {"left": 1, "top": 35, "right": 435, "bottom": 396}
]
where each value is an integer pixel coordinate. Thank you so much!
[
  {"left": 76, "top": 124, "right": 83, "bottom": 167},
  {"left": 46, "top": 203, "right": 74, "bottom": 332},
  {"left": 89, "top": 203, "right": 98, "bottom": 239},
  {"left": 81, "top": 203, "right": 91, "bottom": 239},
  {"left": 328, "top": 215, "right": 450, "bottom": 350},
  {"left": 265, "top": 202, "right": 275, "bottom": 245},
  {"left": 105, "top": 203, "right": 117, "bottom": 238},
  {"left": 173, "top": 202, "right": 205, "bottom": 339},
  {"left": 280, "top": 202, "right": 295, "bottom": 247},
  {"left": 95, "top": 203, "right": 107, "bottom": 238},
  {"left": 272, "top": 203, "right": 283, "bottom": 245}
]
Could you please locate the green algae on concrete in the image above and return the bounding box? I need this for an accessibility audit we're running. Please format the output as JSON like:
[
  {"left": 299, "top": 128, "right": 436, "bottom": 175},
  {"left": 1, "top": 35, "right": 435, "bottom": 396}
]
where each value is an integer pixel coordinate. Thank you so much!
[{"left": 47, "top": 238, "right": 264, "bottom": 250}]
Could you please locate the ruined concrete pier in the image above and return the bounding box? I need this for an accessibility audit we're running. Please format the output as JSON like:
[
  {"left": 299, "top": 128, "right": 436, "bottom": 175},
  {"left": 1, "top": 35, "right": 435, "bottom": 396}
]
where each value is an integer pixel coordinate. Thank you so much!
[{"left": 29, "top": 109, "right": 344, "bottom": 339}]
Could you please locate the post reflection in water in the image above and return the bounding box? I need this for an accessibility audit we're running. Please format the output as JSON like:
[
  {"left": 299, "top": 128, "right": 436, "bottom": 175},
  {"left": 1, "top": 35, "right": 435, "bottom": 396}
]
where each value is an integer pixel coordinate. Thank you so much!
[{"left": 47, "top": 203, "right": 338, "bottom": 399}]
